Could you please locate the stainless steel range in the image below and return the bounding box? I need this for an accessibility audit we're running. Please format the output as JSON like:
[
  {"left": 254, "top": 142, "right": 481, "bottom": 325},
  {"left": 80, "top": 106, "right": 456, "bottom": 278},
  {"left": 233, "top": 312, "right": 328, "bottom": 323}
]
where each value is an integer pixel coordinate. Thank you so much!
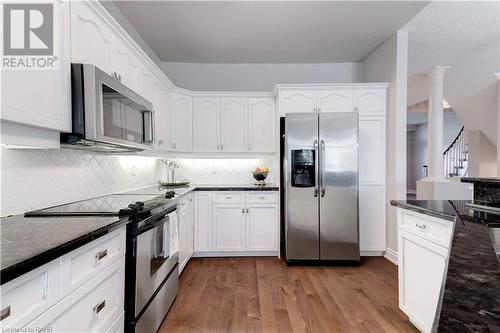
[{"left": 25, "top": 194, "right": 179, "bottom": 333}]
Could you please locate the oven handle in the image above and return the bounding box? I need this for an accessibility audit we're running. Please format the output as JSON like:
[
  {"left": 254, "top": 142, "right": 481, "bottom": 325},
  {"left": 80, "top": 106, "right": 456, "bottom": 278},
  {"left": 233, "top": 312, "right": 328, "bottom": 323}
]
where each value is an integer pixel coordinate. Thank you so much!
[{"left": 136, "top": 206, "right": 177, "bottom": 235}]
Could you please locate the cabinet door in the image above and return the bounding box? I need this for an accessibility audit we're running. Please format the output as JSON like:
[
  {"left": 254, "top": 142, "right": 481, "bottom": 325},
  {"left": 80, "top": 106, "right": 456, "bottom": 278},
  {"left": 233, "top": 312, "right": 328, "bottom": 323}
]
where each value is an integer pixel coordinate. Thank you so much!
[
  {"left": 113, "top": 37, "right": 140, "bottom": 92},
  {"left": 2, "top": 1, "right": 71, "bottom": 133},
  {"left": 178, "top": 206, "right": 189, "bottom": 274},
  {"left": 359, "top": 185, "right": 385, "bottom": 252},
  {"left": 194, "top": 192, "right": 213, "bottom": 252},
  {"left": 317, "top": 91, "right": 354, "bottom": 113},
  {"left": 248, "top": 98, "right": 276, "bottom": 152},
  {"left": 187, "top": 195, "right": 194, "bottom": 259},
  {"left": 399, "top": 230, "right": 448, "bottom": 332},
  {"left": 172, "top": 94, "right": 193, "bottom": 152},
  {"left": 70, "top": 1, "right": 114, "bottom": 75},
  {"left": 279, "top": 91, "right": 316, "bottom": 114},
  {"left": 137, "top": 63, "right": 157, "bottom": 103},
  {"left": 359, "top": 117, "right": 385, "bottom": 185},
  {"left": 193, "top": 98, "right": 220, "bottom": 152},
  {"left": 154, "top": 84, "right": 171, "bottom": 151},
  {"left": 355, "top": 90, "right": 386, "bottom": 116},
  {"left": 246, "top": 205, "right": 278, "bottom": 251},
  {"left": 220, "top": 98, "right": 247, "bottom": 152},
  {"left": 213, "top": 204, "right": 246, "bottom": 251}
]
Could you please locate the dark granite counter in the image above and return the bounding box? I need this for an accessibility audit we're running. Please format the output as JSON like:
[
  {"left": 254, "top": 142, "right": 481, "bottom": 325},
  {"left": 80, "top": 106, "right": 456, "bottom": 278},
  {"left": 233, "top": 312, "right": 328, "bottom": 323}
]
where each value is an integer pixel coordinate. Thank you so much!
[
  {"left": 1, "top": 183, "right": 279, "bottom": 285},
  {"left": 461, "top": 177, "right": 500, "bottom": 202},
  {"left": 0, "top": 214, "right": 129, "bottom": 285},
  {"left": 391, "top": 200, "right": 500, "bottom": 332}
]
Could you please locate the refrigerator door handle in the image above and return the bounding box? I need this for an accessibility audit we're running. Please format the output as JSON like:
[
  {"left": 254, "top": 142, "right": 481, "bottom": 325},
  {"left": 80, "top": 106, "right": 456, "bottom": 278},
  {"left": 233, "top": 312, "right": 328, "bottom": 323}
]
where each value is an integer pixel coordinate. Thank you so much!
[
  {"left": 313, "top": 139, "right": 319, "bottom": 197},
  {"left": 320, "top": 139, "right": 326, "bottom": 197}
]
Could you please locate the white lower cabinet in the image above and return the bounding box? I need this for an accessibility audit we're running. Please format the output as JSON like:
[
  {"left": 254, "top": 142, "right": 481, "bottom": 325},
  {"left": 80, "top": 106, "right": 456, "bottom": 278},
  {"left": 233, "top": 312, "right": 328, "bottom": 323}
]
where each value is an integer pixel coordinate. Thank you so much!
[
  {"left": 26, "top": 259, "right": 125, "bottom": 333},
  {"left": 359, "top": 185, "right": 385, "bottom": 252},
  {"left": 213, "top": 204, "right": 246, "bottom": 251},
  {"left": 246, "top": 205, "right": 279, "bottom": 251},
  {"left": 397, "top": 209, "right": 453, "bottom": 333},
  {"left": 1, "top": 227, "right": 126, "bottom": 333},
  {"left": 194, "top": 191, "right": 279, "bottom": 256},
  {"left": 178, "top": 194, "right": 194, "bottom": 274}
]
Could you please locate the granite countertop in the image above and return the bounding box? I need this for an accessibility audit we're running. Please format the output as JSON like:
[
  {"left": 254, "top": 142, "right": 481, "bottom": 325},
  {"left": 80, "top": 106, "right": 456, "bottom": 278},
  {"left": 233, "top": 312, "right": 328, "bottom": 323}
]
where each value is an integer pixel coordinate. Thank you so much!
[
  {"left": 391, "top": 200, "right": 500, "bottom": 332},
  {"left": 0, "top": 214, "right": 129, "bottom": 285},
  {"left": 1, "top": 183, "right": 279, "bottom": 285},
  {"left": 461, "top": 177, "right": 500, "bottom": 185}
]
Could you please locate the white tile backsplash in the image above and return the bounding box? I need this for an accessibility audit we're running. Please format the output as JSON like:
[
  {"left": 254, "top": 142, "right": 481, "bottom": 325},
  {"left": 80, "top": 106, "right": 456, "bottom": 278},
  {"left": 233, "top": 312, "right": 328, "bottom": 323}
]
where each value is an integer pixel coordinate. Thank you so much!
[
  {"left": 0, "top": 147, "right": 162, "bottom": 216},
  {"left": 170, "top": 158, "right": 278, "bottom": 185}
]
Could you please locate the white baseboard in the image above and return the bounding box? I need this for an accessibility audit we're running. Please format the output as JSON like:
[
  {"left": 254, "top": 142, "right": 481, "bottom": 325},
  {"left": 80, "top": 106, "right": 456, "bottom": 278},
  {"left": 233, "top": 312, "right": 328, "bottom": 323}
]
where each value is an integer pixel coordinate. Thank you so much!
[
  {"left": 384, "top": 248, "right": 398, "bottom": 265},
  {"left": 360, "top": 250, "right": 384, "bottom": 256},
  {"left": 192, "top": 251, "right": 279, "bottom": 257}
]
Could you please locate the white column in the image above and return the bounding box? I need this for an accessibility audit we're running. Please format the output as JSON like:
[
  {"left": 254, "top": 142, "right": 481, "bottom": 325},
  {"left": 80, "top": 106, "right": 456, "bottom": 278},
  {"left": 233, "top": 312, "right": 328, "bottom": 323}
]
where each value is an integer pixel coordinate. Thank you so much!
[{"left": 426, "top": 66, "right": 450, "bottom": 180}]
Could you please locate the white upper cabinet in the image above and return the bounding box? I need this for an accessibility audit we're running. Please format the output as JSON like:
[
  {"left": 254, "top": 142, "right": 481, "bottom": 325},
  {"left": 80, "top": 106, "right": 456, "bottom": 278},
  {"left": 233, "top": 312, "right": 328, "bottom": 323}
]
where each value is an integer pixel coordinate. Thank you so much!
[
  {"left": 359, "top": 117, "right": 385, "bottom": 185},
  {"left": 154, "top": 83, "right": 171, "bottom": 151},
  {"left": 279, "top": 91, "right": 317, "bottom": 114},
  {"left": 355, "top": 90, "right": 386, "bottom": 116},
  {"left": 137, "top": 64, "right": 157, "bottom": 103},
  {"left": 220, "top": 98, "right": 247, "bottom": 152},
  {"left": 171, "top": 94, "right": 193, "bottom": 152},
  {"left": 1, "top": 1, "right": 71, "bottom": 136},
  {"left": 193, "top": 97, "right": 220, "bottom": 152},
  {"left": 113, "top": 37, "right": 140, "bottom": 92},
  {"left": 317, "top": 90, "right": 354, "bottom": 113},
  {"left": 70, "top": 1, "right": 114, "bottom": 75},
  {"left": 248, "top": 98, "right": 276, "bottom": 153}
]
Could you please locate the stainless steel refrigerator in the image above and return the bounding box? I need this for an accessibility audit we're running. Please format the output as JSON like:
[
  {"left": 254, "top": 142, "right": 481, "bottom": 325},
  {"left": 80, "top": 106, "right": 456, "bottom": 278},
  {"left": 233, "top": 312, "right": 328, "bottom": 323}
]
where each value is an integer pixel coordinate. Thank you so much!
[{"left": 283, "top": 112, "right": 359, "bottom": 263}]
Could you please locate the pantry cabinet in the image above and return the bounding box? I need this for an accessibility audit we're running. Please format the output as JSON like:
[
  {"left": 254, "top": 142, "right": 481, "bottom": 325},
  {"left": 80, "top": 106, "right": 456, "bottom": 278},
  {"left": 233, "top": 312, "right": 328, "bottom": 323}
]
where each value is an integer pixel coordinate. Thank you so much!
[
  {"left": 171, "top": 94, "right": 193, "bottom": 152},
  {"left": 248, "top": 98, "right": 276, "bottom": 152},
  {"left": 193, "top": 97, "right": 220, "bottom": 152},
  {"left": 359, "top": 117, "right": 386, "bottom": 185},
  {"left": 220, "top": 98, "right": 247, "bottom": 152},
  {"left": 355, "top": 90, "right": 386, "bottom": 116}
]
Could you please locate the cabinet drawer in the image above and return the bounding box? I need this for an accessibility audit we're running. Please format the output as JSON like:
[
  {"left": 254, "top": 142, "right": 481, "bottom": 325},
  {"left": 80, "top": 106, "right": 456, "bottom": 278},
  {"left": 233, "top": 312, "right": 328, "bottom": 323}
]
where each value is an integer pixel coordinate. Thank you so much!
[
  {"left": 399, "top": 210, "right": 454, "bottom": 248},
  {"left": 0, "top": 260, "right": 60, "bottom": 330},
  {"left": 60, "top": 227, "right": 126, "bottom": 296},
  {"left": 105, "top": 311, "right": 124, "bottom": 333},
  {"left": 213, "top": 192, "right": 245, "bottom": 204},
  {"left": 245, "top": 192, "right": 278, "bottom": 204},
  {"left": 26, "top": 258, "right": 125, "bottom": 333}
]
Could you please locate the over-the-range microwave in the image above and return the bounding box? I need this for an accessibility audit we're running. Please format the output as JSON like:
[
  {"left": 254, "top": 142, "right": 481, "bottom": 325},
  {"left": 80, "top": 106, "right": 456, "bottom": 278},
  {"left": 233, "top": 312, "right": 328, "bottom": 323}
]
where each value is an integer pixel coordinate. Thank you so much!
[{"left": 61, "top": 63, "right": 154, "bottom": 153}]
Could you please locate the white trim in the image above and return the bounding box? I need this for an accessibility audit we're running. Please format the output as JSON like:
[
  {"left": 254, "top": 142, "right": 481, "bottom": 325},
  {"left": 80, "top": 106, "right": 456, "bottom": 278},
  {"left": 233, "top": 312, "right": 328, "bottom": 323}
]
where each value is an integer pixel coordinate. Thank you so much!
[
  {"left": 384, "top": 248, "right": 398, "bottom": 265},
  {"left": 360, "top": 251, "right": 384, "bottom": 256},
  {"left": 273, "top": 83, "right": 390, "bottom": 95},
  {"left": 192, "top": 251, "right": 278, "bottom": 257}
]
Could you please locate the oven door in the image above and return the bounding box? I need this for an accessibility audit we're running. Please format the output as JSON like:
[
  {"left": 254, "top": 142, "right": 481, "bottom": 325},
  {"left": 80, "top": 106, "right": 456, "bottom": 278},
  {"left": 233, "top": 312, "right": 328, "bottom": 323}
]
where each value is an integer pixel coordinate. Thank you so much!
[
  {"left": 81, "top": 64, "right": 154, "bottom": 150},
  {"left": 134, "top": 210, "right": 178, "bottom": 316}
]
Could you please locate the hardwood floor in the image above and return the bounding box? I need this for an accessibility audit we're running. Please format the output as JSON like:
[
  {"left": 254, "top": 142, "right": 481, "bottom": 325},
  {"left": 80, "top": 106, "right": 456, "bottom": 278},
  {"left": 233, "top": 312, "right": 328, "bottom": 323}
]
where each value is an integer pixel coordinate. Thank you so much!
[{"left": 159, "top": 257, "right": 417, "bottom": 333}]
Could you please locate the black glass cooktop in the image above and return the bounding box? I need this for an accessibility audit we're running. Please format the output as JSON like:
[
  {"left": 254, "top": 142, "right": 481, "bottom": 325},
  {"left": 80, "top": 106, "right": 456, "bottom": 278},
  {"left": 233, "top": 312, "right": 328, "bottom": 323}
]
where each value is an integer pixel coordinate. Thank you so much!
[{"left": 24, "top": 194, "right": 162, "bottom": 217}]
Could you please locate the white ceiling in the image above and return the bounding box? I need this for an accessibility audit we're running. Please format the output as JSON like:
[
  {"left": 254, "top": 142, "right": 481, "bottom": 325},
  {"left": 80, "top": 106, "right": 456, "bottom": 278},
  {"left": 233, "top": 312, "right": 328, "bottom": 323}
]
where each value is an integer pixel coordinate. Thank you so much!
[
  {"left": 113, "top": 1, "right": 428, "bottom": 63},
  {"left": 404, "top": 1, "right": 500, "bottom": 144}
]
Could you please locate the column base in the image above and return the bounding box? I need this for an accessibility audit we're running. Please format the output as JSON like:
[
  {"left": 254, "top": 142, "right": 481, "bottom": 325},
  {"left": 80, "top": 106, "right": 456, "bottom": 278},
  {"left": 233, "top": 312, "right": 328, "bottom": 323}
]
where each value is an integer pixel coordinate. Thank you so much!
[{"left": 416, "top": 179, "right": 473, "bottom": 200}]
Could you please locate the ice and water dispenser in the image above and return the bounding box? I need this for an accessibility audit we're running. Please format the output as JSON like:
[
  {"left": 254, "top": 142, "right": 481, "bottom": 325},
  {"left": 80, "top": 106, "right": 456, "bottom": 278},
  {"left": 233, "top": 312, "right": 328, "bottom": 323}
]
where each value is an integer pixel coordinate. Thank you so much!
[{"left": 291, "top": 149, "right": 315, "bottom": 188}]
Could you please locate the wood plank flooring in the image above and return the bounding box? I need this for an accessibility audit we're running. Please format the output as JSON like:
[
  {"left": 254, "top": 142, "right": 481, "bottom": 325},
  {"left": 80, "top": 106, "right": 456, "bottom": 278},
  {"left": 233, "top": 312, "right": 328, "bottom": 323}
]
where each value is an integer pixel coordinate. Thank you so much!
[{"left": 159, "top": 257, "right": 417, "bottom": 333}]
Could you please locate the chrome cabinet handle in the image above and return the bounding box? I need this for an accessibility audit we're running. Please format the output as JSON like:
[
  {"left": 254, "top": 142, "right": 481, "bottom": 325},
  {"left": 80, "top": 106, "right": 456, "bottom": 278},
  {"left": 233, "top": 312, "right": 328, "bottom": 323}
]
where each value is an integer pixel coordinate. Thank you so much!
[
  {"left": 416, "top": 223, "right": 426, "bottom": 229},
  {"left": 318, "top": 107, "right": 321, "bottom": 113},
  {"left": 95, "top": 249, "right": 108, "bottom": 261},
  {"left": 313, "top": 108, "right": 317, "bottom": 113},
  {"left": 220, "top": 144, "right": 224, "bottom": 150},
  {"left": 259, "top": 195, "right": 265, "bottom": 199},
  {"left": 313, "top": 139, "right": 319, "bottom": 197},
  {"left": 246, "top": 208, "right": 249, "bottom": 213},
  {"left": 172, "top": 142, "right": 177, "bottom": 149},
  {"left": 226, "top": 196, "right": 232, "bottom": 199},
  {"left": 354, "top": 106, "right": 359, "bottom": 113},
  {"left": 0, "top": 306, "right": 11, "bottom": 321},
  {"left": 242, "top": 208, "right": 245, "bottom": 214},
  {"left": 320, "top": 140, "right": 326, "bottom": 197},
  {"left": 248, "top": 144, "right": 252, "bottom": 151},
  {"left": 93, "top": 300, "right": 106, "bottom": 314}
]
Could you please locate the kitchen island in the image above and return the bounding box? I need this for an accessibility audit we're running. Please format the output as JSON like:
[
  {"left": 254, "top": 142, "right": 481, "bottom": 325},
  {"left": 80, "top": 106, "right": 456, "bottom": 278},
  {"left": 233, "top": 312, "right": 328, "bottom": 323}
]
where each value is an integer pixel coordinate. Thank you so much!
[{"left": 391, "top": 199, "right": 500, "bottom": 333}]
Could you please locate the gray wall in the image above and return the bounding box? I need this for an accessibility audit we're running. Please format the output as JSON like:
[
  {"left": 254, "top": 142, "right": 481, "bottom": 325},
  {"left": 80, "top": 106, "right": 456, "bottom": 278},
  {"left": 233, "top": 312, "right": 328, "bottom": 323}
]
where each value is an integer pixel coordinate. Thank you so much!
[{"left": 160, "top": 62, "right": 363, "bottom": 91}]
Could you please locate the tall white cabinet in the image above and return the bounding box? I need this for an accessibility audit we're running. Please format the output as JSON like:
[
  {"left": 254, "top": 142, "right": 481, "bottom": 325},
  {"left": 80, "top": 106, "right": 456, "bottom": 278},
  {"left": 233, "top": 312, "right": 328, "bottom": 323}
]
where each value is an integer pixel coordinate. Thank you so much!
[{"left": 276, "top": 84, "right": 388, "bottom": 255}]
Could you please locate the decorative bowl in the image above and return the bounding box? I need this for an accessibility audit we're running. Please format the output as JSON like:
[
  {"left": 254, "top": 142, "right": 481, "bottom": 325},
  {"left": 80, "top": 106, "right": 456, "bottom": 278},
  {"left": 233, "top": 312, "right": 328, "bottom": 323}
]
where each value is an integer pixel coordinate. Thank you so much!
[{"left": 252, "top": 171, "right": 269, "bottom": 186}]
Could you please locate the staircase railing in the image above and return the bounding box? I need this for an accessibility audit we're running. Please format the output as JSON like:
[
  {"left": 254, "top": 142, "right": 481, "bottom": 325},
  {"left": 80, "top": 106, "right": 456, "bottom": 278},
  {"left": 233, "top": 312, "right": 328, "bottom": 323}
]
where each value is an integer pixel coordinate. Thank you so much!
[{"left": 443, "top": 126, "right": 468, "bottom": 178}]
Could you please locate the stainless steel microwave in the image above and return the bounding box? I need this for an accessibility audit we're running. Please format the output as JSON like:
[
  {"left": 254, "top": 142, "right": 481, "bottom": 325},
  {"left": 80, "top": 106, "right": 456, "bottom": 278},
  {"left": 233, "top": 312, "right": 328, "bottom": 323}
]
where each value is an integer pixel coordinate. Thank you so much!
[{"left": 61, "top": 63, "right": 154, "bottom": 153}]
